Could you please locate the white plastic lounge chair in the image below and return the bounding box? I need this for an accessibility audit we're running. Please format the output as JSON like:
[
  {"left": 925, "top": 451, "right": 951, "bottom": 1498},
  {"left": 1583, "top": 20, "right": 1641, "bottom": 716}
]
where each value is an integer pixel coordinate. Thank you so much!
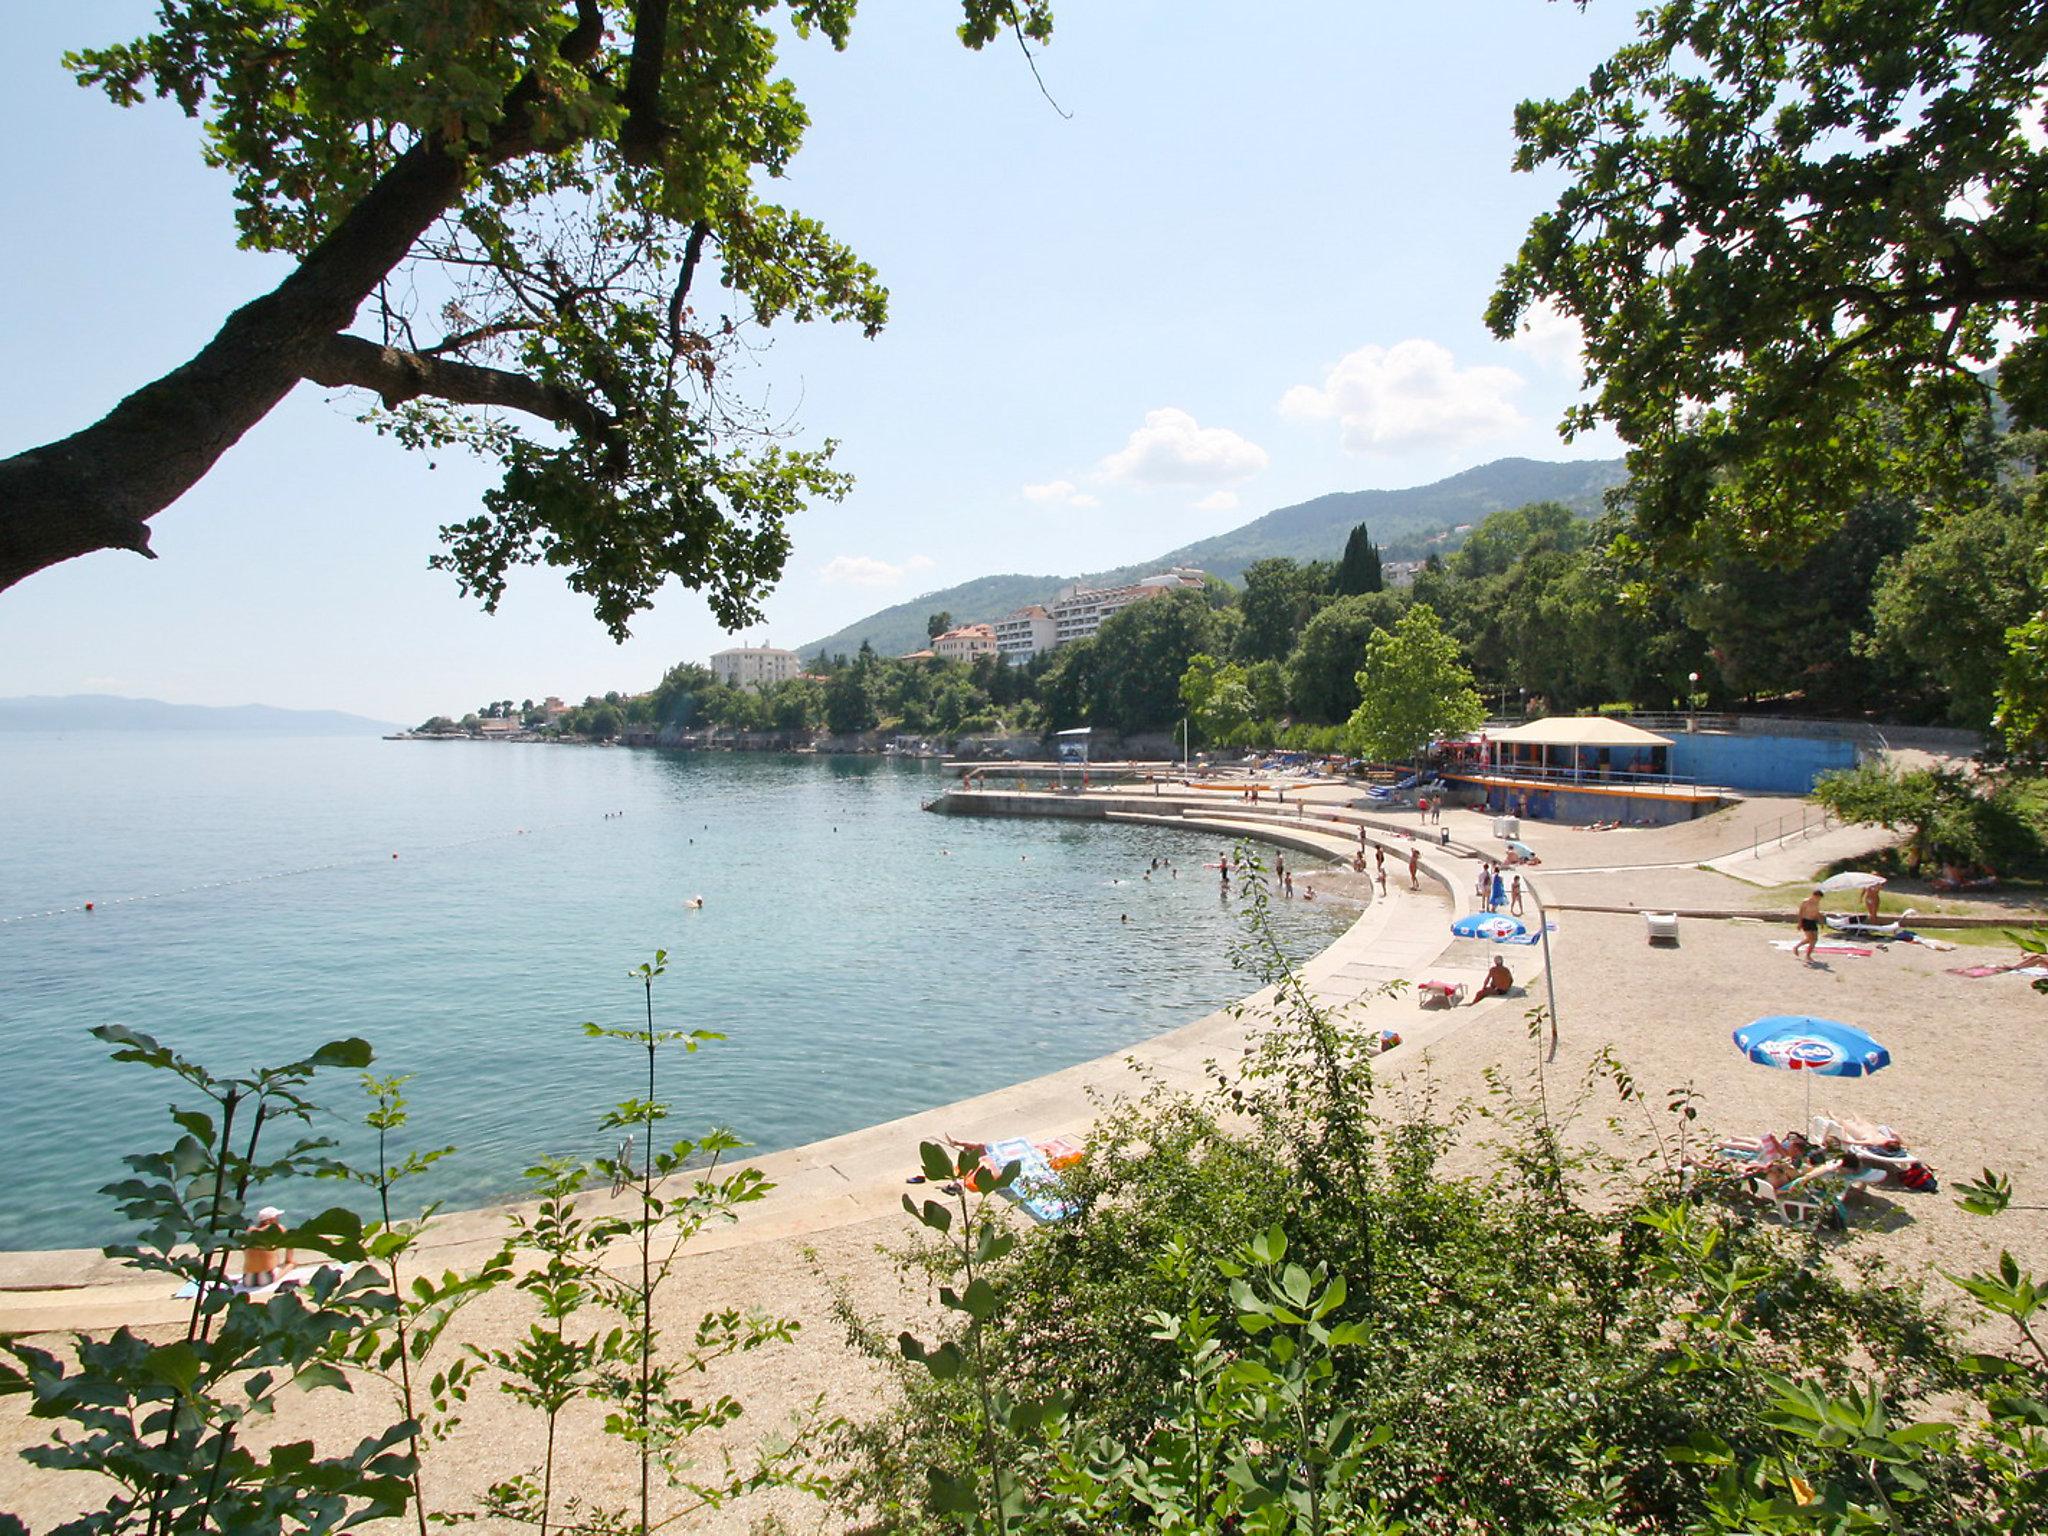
[{"left": 1810, "top": 1115, "right": 1926, "bottom": 1182}]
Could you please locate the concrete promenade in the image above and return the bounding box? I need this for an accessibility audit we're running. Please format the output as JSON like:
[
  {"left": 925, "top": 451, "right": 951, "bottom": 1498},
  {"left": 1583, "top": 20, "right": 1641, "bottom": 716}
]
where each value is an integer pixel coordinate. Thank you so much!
[{"left": 0, "top": 784, "right": 1535, "bottom": 1336}]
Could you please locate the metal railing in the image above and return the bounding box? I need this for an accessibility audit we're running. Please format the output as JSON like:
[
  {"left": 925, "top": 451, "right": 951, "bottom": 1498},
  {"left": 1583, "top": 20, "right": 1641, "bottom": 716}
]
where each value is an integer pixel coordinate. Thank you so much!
[
  {"left": 1750, "top": 805, "right": 1833, "bottom": 859},
  {"left": 1442, "top": 761, "right": 1717, "bottom": 793}
]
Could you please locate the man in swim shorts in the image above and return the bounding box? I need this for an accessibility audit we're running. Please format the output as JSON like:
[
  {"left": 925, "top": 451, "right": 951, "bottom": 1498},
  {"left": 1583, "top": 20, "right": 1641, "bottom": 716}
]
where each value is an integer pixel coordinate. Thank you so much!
[
  {"left": 1795, "top": 889, "right": 1823, "bottom": 965},
  {"left": 1470, "top": 955, "right": 1514, "bottom": 1006}
]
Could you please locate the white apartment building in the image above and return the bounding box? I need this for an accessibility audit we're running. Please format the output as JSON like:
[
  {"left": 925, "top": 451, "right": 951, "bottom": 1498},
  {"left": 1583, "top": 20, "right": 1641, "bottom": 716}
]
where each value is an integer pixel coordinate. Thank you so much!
[
  {"left": 1048, "top": 567, "right": 1206, "bottom": 646},
  {"left": 931, "top": 623, "right": 997, "bottom": 662},
  {"left": 709, "top": 644, "right": 800, "bottom": 691},
  {"left": 991, "top": 604, "right": 1057, "bottom": 661}
]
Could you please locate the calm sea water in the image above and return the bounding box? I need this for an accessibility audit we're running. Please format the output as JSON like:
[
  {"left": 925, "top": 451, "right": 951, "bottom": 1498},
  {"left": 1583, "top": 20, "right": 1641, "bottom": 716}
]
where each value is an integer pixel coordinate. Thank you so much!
[{"left": 0, "top": 736, "right": 1347, "bottom": 1250}]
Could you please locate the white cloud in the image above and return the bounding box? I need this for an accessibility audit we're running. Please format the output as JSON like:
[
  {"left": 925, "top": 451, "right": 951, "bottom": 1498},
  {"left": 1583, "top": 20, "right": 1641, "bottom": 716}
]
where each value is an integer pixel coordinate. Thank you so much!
[
  {"left": 1193, "top": 490, "right": 1240, "bottom": 513},
  {"left": 1021, "top": 479, "right": 1100, "bottom": 508},
  {"left": 1504, "top": 300, "right": 1584, "bottom": 373},
  {"left": 1097, "top": 407, "right": 1268, "bottom": 487},
  {"left": 1280, "top": 339, "right": 1527, "bottom": 453},
  {"left": 818, "top": 553, "right": 936, "bottom": 588}
]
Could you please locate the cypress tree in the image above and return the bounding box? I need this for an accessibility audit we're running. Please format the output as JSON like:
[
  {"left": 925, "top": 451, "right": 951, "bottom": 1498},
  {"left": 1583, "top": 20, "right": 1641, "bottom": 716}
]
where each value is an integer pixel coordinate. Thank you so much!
[{"left": 1336, "top": 523, "right": 1384, "bottom": 595}]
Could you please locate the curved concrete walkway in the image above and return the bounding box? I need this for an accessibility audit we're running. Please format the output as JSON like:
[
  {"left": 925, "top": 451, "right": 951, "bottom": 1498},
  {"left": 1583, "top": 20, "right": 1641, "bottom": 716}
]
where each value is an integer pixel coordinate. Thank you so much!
[{"left": 0, "top": 789, "right": 1545, "bottom": 1336}]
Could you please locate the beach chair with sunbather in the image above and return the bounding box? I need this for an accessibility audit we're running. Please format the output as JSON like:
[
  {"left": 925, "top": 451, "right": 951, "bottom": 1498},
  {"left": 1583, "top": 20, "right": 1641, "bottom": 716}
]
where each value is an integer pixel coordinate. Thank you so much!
[{"left": 1810, "top": 1115, "right": 1937, "bottom": 1190}]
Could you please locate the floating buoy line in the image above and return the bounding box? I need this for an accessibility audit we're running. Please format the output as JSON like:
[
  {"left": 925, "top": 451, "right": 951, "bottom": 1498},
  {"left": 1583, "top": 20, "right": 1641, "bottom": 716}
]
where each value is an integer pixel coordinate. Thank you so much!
[{"left": 0, "top": 817, "right": 582, "bottom": 927}]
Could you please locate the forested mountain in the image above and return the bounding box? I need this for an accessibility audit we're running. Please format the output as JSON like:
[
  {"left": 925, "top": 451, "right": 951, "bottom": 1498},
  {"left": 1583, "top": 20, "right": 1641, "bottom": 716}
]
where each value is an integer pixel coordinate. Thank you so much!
[{"left": 799, "top": 456, "right": 1624, "bottom": 660}]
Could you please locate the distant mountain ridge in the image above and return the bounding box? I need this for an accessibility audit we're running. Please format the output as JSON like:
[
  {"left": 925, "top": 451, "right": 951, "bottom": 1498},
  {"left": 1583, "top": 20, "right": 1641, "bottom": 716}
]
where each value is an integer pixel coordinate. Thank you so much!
[
  {"left": 0, "top": 695, "right": 401, "bottom": 734},
  {"left": 800, "top": 455, "right": 1626, "bottom": 660}
]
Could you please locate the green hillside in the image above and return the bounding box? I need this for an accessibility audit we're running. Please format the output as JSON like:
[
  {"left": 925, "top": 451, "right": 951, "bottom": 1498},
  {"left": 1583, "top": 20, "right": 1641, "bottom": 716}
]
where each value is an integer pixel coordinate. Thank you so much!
[{"left": 798, "top": 455, "right": 1625, "bottom": 659}]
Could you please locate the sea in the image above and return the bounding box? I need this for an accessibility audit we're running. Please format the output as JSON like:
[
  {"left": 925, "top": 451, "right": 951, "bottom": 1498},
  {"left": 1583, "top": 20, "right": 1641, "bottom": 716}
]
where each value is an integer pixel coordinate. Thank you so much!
[{"left": 0, "top": 735, "right": 1350, "bottom": 1250}]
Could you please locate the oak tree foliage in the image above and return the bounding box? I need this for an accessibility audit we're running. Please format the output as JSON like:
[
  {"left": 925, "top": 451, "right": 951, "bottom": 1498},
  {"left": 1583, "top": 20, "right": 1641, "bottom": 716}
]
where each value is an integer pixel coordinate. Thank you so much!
[
  {"left": 2, "top": 0, "right": 1052, "bottom": 638},
  {"left": 1490, "top": 0, "right": 2048, "bottom": 563}
]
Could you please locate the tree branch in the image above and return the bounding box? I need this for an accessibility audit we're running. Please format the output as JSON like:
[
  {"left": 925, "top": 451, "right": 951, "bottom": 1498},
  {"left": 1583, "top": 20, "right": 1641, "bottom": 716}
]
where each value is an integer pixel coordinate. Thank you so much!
[
  {"left": 302, "top": 334, "right": 612, "bottom": 440},
  {"left": 0, "top": 1, "right": 614, "bottom": 593},
  {"left": 668, "top": 219, "right": 711, "bottom": 353},
  {"left": 620, "top": 0, "right": 673, "bottom": 165}
]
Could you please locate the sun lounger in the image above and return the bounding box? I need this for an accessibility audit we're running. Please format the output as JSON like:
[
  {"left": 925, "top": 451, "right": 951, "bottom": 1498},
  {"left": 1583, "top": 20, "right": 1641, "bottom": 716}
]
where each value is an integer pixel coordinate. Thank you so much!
[
  {"left": 1417, "top": 979, "right": 1465, "bottom": 1008},
  {"left": 1825, "top": 916, "right": 1902, "bottom": 938},
  {"left": 1810, "top": 1115, "right": 1937, "bottom": 1189},
  {"left": 1753, "top": 1166, "right": 1872, "bottom": 1229},
  {"left": 1644, "top": 912, "right": 1678, "bottom": 945}
]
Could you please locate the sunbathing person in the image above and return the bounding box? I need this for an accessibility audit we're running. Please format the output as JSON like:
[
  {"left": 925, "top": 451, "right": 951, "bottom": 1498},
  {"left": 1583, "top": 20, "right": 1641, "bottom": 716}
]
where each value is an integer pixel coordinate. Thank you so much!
[
  {"left": 241, "top": 1207, "right": 295, "bottom": 1290},
  {"left": 1468, "top": 956, "right": 1514, "bottom": 1005}
]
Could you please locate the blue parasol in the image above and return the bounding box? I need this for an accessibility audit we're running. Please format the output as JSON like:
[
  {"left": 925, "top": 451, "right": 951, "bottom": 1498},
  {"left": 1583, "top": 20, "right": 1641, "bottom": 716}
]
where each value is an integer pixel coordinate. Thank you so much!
[
  {"left": 1451, "top": 913, "right": 1527, "bottom": 941},
  {"left": 1732, "top": 1015, "right": 1890, "bottom": 1121}
]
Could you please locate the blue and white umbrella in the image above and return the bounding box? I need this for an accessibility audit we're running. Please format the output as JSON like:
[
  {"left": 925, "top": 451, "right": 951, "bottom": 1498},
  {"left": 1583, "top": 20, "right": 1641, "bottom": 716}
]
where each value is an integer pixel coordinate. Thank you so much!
[
  {"left": 1732, "top": 1015, "right": 1890, "bottom": 1120},
  {"left": 1451, "top": 913, "right": 1526, "bottom": 941}
]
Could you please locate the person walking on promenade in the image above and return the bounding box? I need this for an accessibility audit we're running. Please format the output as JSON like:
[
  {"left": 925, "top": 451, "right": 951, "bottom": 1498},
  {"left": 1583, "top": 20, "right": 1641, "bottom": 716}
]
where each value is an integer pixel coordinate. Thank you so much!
[
  {"left": 1492, "top": 867, "right": 1507, "bottom": 913},
  {"left": 1408, "top": 847, "right": 1419, "bottom": 890},
  {"left": 1509, "top": 873, "right": 1523, "bottom": 916},
  {"left": 1795, "top": 889, "right": 1823, "bottom": 965},
  {"left": 1476, "top": 862, "right": 1492, "bottom": 911},
  {"left": 1374, "top": 846, "right": 1385, "bottom": 883}
]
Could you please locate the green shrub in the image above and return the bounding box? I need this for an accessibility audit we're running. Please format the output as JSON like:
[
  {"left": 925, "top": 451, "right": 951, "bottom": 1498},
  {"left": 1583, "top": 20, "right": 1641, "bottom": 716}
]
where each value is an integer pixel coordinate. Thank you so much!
[{"left": 829, "top": 868, "right": 2000, "bottom": 1535}]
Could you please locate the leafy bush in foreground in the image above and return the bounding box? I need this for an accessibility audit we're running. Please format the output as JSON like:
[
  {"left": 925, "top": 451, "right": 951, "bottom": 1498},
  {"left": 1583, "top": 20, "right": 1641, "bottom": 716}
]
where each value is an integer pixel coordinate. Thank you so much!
[{"left": 832, "top": 856, "right": 2039, "bottom": 1533}]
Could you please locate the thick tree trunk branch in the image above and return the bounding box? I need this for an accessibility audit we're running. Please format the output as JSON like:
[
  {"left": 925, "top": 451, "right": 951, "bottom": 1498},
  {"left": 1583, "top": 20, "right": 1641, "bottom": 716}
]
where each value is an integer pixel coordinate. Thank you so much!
[
  {"left": 303, "top": 333, "right": 611, "bottom": 439},
  {"left": 0, "top": 3, "right": 607, "bottom": 594},
  {"left": 620, "top": 0, "right": 673, "bottom": 165}
]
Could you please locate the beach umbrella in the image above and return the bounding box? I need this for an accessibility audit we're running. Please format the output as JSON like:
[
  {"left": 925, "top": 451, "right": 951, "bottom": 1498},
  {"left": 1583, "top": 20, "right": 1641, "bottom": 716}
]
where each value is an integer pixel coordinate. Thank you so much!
[
  {"left": 1732, "top": 1015, "right": 1890, "bottom": 1123},
  {"left": 1817, "top": 872, "right": 1886, "bottom": 892},
  {"left": 1451, "top": 913, "right": 1526, "bottom": 941}
]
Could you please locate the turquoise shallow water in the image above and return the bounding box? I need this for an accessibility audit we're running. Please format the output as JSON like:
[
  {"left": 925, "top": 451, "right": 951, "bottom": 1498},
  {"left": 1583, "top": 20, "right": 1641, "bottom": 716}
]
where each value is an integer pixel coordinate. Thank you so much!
[{"left": 0, "top": 736, "right": 1348, "bottom": 1250}]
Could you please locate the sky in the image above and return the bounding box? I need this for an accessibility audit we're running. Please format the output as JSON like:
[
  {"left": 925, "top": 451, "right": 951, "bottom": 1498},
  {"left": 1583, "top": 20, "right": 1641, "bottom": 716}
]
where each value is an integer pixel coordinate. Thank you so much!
[{"left": 0, "top": 2, "right": 1639, "bottom": 723}]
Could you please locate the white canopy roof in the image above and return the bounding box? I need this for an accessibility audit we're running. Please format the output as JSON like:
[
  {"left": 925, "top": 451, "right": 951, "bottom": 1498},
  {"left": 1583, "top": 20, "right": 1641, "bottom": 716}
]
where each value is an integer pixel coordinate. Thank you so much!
[{"left": 1483, "top": 717, "right": 1673, "bottom": 749}]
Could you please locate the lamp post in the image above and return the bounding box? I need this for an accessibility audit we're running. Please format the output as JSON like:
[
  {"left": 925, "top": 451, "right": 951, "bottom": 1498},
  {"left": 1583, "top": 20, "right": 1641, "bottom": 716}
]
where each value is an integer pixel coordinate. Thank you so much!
[{"left": 1687, "top": 672, "right": 1700, "bottom": 733}]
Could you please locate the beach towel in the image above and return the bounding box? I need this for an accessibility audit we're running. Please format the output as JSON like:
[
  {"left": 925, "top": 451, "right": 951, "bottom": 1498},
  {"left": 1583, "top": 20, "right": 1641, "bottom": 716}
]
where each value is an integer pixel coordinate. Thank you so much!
[
  {"left": 173, "top": 1261, "right": 344, "bottom": 1301},
  {"left": 984, "top": 1136, "right": 1079, "bottom": 1224},
  {"left": 1770, "top": 940, "right": 1875, "bottom": 956},
  {"left": 1947, "top": 964, "right": 2008, "bottom": 978}
]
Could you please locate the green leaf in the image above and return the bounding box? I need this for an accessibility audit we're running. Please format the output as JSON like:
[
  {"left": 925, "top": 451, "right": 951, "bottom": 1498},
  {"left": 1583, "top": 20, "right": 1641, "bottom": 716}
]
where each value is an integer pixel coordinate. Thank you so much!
[
  {"left": 961, "top": 1278, "right": 998, "bottom": 1322},
  {"left": 927, "top": 1467, "right": 980, "bottom": 1514},
  {"left": 308, "top": 1038, "right": 375, "bottom": 1069},
  {"left": 142, "top": 1341, "right": 202, "bottom": 1392},
  {"left": 918, "top": 1142, "right": 954, "bottom": 1184}
]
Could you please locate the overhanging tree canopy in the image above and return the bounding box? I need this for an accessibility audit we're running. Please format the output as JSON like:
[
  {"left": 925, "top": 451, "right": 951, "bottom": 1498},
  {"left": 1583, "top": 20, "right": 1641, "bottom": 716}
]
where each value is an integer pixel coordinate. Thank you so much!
[
  {"left": 0, "top": 0, "right": 1051, "bottom": 638},
  {"left": 1488, "top": 0, "right": 2048, "bottom": 561}
]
